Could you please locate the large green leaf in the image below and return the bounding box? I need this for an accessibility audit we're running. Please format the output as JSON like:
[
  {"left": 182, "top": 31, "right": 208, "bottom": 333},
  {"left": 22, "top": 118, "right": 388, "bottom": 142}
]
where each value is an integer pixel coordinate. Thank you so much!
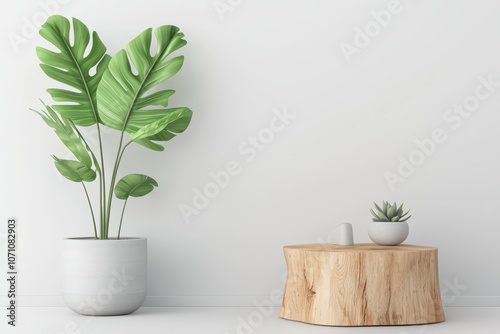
[
  {"left": 53, "top": 156, "right": 96, "bottom": 182},
  {"left": 133, "top": 138, "right": 165, "bottom": 151},
  {"left": 114, "top": 174, "right": 158, "bottom": 200},
  {"left": 131, "top": 107, "right": 192, "bottom": 141},
  {"left": 97, "top": 25, "right": 190, "bottom": 149},
  {"left": 34, "top": 103, "right": 92, "bottom": 168},
  {"left": 37, "top": 15, "right": 110, "bottom": 126}
]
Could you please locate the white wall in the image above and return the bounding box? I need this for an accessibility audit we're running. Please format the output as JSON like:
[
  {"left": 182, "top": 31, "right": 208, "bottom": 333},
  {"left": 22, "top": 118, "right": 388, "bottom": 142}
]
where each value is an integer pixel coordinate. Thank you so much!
[{"left": 1, "top": 0, "right": 499, "bottom": 306}]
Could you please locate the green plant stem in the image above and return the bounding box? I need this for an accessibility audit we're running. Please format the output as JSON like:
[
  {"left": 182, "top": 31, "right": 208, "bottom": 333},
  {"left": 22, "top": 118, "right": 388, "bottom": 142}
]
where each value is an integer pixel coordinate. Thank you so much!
[
  {"left": 117, "top": 199, "right": 129, "bottom": 240},
  {"left": 102, "top": 47, "right": 165, "bottom": 238},
  {"left": 81, "top": 182, "right": 97, "bottom": 239},
  {"left": 73, "top": 124, "right": 106, "bottom": 239},
  {"left": 60, "top": 35, "right": 108, "bottom": 240},
  {"left": 95, "top": 124, "right": 107, "bottom": 240},
  {"left": 104, "top": 140, "right": 133, "bottom": 239}
]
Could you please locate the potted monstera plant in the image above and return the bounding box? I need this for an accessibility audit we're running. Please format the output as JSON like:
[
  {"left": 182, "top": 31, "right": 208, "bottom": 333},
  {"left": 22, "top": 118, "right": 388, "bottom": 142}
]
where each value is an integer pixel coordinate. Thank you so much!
[
  {"left": 368, "top": 201, "right": 411, "bottom": 246},
  {"left": 33, "top": 15, "right": 192, "bottom": 315}
]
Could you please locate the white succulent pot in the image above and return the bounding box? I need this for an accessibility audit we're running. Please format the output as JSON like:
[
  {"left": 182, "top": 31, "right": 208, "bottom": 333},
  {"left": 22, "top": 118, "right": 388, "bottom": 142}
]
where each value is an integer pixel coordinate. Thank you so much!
[
  {"left": 62, "top": 237, "right": 147, "bottom": 316},
  {"left": 368, "top": 222, "right": 409, "bottom": 246}
]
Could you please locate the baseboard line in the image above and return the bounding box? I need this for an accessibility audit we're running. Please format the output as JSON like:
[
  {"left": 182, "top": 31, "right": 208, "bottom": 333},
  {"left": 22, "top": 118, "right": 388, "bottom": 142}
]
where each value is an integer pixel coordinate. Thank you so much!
[{"left": 2, "top": 295, "right": 499, "bottom": 307}]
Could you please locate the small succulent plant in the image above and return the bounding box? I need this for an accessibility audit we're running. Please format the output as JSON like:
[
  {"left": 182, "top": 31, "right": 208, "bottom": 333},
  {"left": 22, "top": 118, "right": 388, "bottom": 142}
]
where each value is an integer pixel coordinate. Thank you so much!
[{"left": 370, "top": 201, "right": 411, "bottom": 222}]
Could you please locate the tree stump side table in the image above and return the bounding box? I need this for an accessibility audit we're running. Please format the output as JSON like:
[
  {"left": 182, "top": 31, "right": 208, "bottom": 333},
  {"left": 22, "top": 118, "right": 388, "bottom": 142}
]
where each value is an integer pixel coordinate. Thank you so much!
[{"left": 279, "top": 243, "right": 445, "bottom": 326}]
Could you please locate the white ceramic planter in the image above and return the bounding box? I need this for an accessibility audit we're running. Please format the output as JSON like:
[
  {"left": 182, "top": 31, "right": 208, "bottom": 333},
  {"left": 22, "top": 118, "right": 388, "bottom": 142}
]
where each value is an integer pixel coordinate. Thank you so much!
[
  {"left": 368, "top": 222, "right": 409, "bottom": 246},
  {"left": 62, "top": 237, "right": 147, "bottom": 316}
]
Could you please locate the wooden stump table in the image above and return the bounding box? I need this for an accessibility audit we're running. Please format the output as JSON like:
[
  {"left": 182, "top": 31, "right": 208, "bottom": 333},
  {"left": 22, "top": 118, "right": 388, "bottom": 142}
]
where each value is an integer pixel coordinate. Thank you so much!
[{"left": 280, "top": 243, "right": 445, "bottom": 326}]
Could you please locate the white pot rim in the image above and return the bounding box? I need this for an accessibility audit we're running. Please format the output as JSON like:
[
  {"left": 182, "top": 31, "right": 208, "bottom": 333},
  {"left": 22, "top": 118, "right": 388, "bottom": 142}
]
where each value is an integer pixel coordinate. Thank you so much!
[{"left": 62, "top": 237, "right": 146, "bottom": 242}]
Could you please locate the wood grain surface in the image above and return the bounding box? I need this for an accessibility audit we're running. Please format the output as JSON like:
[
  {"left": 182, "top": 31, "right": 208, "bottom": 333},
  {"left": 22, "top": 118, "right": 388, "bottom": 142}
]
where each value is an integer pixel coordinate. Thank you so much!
[{"left": 279, "top": 243, "right": 445, "bottom": 326}]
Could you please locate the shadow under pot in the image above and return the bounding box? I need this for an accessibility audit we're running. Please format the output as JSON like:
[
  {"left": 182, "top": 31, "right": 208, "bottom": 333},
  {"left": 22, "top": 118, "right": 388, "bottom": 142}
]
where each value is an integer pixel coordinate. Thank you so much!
[{"left": 61, "top": 237, "right": 147, "bottom": 316}]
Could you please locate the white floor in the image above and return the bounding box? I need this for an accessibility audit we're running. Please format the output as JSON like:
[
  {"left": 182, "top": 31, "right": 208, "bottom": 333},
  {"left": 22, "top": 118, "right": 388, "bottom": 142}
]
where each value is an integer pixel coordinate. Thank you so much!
[{"left": 2, "top": 307, "right": 499, "bottom": 334}]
